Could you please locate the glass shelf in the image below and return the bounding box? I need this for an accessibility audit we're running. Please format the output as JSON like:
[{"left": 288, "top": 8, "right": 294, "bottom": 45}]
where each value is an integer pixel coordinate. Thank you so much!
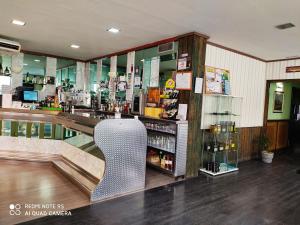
[{"left": 201, "top": 94, "right": 242, "bottom": 176}]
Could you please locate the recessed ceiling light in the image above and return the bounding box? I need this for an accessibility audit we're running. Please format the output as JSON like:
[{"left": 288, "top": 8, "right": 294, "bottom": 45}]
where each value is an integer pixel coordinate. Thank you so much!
[
  {"left": 12, "top": 19, "right": 26, "bottom": 26},
  {"left": 275, "top": 23, "right": 295, "bottom": 30},
  {"left": 70, "top": 44, "right": 80, "bottom": 49},
  {"left": 34, "top": 59, "right": 40, "bottom": 62},
  {"left": 107, "top": 27, "right": 120, "bottom": 33},
  {"left": 23, "top": 63, "right": 28, "bottom": 66}
]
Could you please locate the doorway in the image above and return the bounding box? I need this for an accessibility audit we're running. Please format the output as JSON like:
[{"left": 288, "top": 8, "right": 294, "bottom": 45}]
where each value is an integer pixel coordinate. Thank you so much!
[{"left": 264, "top": 80, "right": 300, "bottom": 153}]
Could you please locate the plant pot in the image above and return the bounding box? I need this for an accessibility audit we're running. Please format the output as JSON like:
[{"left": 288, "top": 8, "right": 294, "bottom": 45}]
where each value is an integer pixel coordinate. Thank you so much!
[{"left": 262, "top": 150, "right": 274, "bottom": 163}]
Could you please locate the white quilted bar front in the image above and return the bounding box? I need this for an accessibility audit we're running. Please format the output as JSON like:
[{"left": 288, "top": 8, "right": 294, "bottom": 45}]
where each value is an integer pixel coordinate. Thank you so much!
[{"left": 92, "top": 119, "right": 147, "bottom": 201}]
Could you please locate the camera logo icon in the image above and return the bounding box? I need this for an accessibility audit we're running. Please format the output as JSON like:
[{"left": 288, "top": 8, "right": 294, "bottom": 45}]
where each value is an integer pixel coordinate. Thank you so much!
[{"left": 9, "top": 204, "right": 21, "bottom": 216}]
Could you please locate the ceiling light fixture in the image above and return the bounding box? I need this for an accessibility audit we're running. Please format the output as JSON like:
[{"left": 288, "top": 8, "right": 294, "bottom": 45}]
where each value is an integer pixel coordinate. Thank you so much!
[
  {"left": 70, "top": 44, "right": 80, "bottom": 49},
  {"left": 12, "top": 19, "right": 26, "bottom": 26},
  {"left": 275, "top": 23, "right": 295, "bottom": 30},
  {"left": 34, "top": 59, "right": 40, "bottom": 62},
  {"left": 23, "top": 63, "right": 28, "bottom": 66},
  {"left": 107, "top": 27, "right": 120, "bottom": 33}
]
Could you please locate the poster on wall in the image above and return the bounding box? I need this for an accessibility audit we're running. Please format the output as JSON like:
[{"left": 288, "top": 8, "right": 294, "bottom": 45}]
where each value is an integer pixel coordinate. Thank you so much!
[
  {"left": 273, "top": 91, "right": 284, "bottom": 113},
  {"left": 175, "top": 72, "right": 192, "bottom": 90},
  {"left": 205, "top": 66, "right": 231, "bottom": 95},
  {"left": 150, "top": 57, "right": 160, "bottom": 87}
]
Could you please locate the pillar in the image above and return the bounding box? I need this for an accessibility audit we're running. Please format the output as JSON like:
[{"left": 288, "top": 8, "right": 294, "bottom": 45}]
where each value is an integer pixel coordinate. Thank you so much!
[{"left": 177, "top": 32, "right": 208, "bottom": 177}]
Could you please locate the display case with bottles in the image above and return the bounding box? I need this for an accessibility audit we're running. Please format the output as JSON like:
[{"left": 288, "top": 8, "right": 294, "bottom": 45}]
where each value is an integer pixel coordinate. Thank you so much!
[
  {"left": 142, "top": 117, "right": 188, "bottom": 178},
  {"left": 200, "top": 94, "right": 242, "bottom": 176}
]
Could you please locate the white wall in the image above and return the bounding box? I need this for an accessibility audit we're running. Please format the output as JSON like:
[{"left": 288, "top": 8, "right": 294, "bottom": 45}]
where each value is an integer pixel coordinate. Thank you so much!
[
  {"left": 266, "top": 59, "right": 300, "bottom": 80},
  {"left": 76, "top": 61, "right": 85, "bottom": 90},
  {"left": 11, "top": 53, "right": 24, "bottom": 90},
  {"left": 205, "top": 44, "right": 267, "bottom": 127},
  {"left": 39, "top": 57, "right": 57, "bottom": 100}
]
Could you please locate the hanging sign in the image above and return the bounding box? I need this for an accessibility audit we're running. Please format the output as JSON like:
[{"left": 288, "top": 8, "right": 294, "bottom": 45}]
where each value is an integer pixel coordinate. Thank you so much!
[
  {"left": 286, "top": 66, "right": 300, "bottom": 73},
  {"left": 150, "top": 57, "right": 160, "bottom": 87}
]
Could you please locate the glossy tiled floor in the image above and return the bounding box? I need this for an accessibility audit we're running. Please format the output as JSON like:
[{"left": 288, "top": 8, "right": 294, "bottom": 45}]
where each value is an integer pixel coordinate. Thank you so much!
[{"left": 22, "top": 152, "right": 300, "bottom": 225}]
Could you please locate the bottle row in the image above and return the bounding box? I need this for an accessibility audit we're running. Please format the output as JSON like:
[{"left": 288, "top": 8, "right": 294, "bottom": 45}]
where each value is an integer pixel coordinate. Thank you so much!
[
  {"left": 210, "top": 121, "right": 238, "bottom": 134},
  {"left": 147, "top": 149, "right": 174, "bottom": 171},
  {"left": 144, "top": 121, "right": 176, "bottom": 134},
  {"left": 204, "top": 140, "right": 237, "bottom": 152},
  {"left": 147, "top": 134, "right": 176, "bottom": 152}
]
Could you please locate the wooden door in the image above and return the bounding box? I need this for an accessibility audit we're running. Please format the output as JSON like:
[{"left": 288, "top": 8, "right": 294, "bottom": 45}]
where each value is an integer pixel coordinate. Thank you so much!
[
  {"left": 266, "top": 122, "right": 278, "bottom": 151},
  {"left": 276, "top": 121, "right": 289, "bottom": 149}
]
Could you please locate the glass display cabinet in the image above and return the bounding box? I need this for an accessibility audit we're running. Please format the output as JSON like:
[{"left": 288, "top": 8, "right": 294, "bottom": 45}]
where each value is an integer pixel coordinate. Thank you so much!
[{"left": 200, "top": 94, "right": 242, "bottom": 176}]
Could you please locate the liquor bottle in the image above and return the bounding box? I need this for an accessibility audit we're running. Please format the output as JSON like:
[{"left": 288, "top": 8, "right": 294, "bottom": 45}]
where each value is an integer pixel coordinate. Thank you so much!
[
  {"left": 164, "top": 155, "right": 169, "bottom": 169},
  {"left": 167, "top": 155, "right": 171, "bottom": 170},
  {"left": 169, "top": 155, "right": 173, "bottom": 171},
  {"left": 233, "top": 122, "right": 237, "bottom": 133},
  {"left": 4, "top": 67, "right": 10, "bottom": 76},
  {"left": 160, "top": 154, "right": 165, "bottom": 168},
  {"left": 225, "top": 141, "right": 230, "bottom": 151},
  {"left": 219, "top": 143, "right": 224, "bottom": 151},
  {"left": 26, "top": 72, "right": 30, "bottom": 83},
  {"left": 213, "top": 143, "right": 218, "bottom": 152},
  {"left": 0, "top": 63, "right": 3, "bottom": 74},
  {"left": 230, "top": 139, "right": 236, "bottom": 151},
  {"left": 205, "top": 143, "right": 212, "bottom": 152}
]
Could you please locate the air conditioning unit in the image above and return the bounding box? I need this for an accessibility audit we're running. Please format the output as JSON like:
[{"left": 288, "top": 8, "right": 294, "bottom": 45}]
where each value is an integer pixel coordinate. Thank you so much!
[
  {"left": 158, "top": 42, "right": 174, "bottom": 54},
  {"left": 0, "top": 38, "right": 21, "bottom": 53}
]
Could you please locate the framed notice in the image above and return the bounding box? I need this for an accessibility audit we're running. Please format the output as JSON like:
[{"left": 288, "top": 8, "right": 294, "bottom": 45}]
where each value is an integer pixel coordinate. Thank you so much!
[
  {"left": 177, "top": 58, "right": 187, "bottom": 70},
  {"left": 273, "top": 91, "right": 284, "bottom": 113},
  {"left": 176, "top": 72, "right": 192, "bottom": 90},
  {"left": 205, "top": 66, "right": 230, "bottom": 95}
]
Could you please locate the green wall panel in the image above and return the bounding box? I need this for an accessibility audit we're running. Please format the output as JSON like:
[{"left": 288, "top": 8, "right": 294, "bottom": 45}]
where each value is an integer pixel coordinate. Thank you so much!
[{"left": 268, "top": 82, "right": 292, "bottom": 120}]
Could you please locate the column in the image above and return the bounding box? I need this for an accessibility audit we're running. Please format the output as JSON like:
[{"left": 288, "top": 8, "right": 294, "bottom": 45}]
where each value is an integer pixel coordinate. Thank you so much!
[{"left": 177, "top": 33, "right": 208, "bottom": 177}]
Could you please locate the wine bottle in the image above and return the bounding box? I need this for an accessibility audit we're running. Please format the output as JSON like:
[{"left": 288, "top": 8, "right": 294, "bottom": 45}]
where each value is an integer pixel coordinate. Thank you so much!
[{"left": 4, "top": 67, "right": 10, "bottom": 76}]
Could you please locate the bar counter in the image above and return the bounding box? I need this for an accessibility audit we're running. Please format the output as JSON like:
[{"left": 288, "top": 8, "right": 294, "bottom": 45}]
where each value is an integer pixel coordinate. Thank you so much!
[{"left": 0, "top": 108, "right": 105, "bottom": 199}]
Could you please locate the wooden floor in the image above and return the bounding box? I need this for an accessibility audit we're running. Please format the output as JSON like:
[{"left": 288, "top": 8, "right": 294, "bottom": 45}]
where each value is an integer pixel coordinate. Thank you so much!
[
  {"left": 145, "top": 168, "right": 177, "bottom": 190},
  {"left": 22, "top": 152, "right": 300, "bottom": 225},
  {"left": 0, "top": 160, "right": 90, "bottom": 225},
  {"left": 0, "top": 159, "right": 177, "bottom": 225}
]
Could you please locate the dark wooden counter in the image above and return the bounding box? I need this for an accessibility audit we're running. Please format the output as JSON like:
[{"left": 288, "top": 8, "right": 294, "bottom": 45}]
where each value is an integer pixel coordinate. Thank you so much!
[{"left": 0, "top": 108, "right": 97, "bottom": 135}]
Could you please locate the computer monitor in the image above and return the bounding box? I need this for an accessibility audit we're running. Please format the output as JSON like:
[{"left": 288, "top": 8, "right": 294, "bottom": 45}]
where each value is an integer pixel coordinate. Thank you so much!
[{"left": 23, "top": 91, "right": 38, "bottom": 102}]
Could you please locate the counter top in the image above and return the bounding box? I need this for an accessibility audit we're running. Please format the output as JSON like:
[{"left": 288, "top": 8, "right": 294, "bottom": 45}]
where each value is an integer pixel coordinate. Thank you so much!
[
  {"left": 96, "top": 110, "right": 188, "bottom": 124},
  {"left": 0, "top": 108, "right": 61, "bottom": 115},
  {"left": 0, "top": 108, "right": 95, "bottom": 135},
  {"left": 0, "top": 108, "right": 188, "bottom": 134}
]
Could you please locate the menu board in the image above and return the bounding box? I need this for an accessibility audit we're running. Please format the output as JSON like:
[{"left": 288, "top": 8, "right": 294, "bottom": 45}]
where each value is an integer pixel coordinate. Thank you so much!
[{"left": 205, "top": 66, "right": 230, "bottom": 95}]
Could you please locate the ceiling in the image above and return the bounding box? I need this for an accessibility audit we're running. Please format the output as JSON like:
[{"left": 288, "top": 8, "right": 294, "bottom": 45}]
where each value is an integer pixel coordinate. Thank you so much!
[{"left": 1, "top": 0, "right": 300, "bottom": 61}]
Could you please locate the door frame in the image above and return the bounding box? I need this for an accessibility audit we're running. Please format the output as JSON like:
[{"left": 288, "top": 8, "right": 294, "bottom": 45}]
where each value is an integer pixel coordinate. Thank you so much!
[{"left": 263, "top": 79, "right": 300, "bottom": 127}]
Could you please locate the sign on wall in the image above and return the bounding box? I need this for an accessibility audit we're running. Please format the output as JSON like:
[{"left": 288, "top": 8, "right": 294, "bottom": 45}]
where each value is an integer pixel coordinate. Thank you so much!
[
  {"left": 286, "top": 66, "right": 300, "bottom": 73},
  {"left": 205, "top": 66, "right": 231, "bottom": 95}
]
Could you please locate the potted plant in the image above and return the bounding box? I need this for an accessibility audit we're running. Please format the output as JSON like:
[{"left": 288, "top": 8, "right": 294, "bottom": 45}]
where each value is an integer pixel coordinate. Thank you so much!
[{"left": 257, "top": 132, "right": 273, "bottom": 163}]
